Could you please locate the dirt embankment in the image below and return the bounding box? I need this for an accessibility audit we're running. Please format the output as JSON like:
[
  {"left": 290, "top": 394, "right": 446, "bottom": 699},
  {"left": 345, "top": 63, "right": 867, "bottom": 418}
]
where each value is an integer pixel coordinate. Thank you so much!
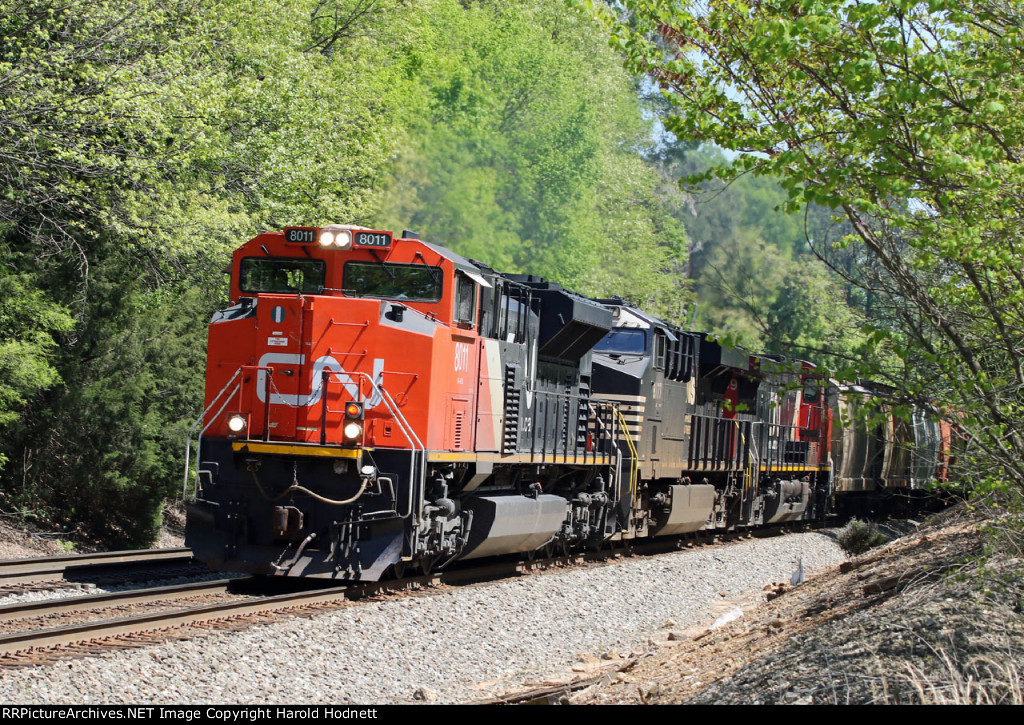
[
  {"left": 568, "top": 510, "right": 1023, "bottom": 705},
  {"left": 0, "top": 502, "right": 185, "bottom": 560}
]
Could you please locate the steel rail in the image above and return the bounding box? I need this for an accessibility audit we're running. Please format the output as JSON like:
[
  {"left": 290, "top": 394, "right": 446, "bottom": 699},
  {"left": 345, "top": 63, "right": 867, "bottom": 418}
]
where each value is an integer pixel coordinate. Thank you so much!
[
  {"left": 0, "top": 524, "right": 818, "bottom": 660},
  {"left": 0, "top": 559, "right": 547, "bottom": 657},
  {"left": 0, "top": 584, "right": 362, "bottom": 656},
  {"left": 0, "top": 578, "right": 243, "bottom": 623},
  {"left": 0, "top": 548, "right": 195, "bottom": 585}
]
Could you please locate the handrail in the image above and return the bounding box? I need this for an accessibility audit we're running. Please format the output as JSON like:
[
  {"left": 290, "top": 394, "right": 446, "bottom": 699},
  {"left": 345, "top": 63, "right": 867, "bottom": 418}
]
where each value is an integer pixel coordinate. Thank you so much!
[
  {"left": 740, "top": 420, "right": 758, "bottom": 494},
  {"left": 613, "top": 406, "right": 639, "bottom": 506},
  {"left": 377, "top": 386, "right": 425, "bottom": 523},
  {"left": 737, "top": 419, "right": 814, "bottom": 474},
  {"left": 587, "top": 401, "right": 617, "bottom": 459},
  {"left": 183, "top": 367, "right": 244, "bottom": 500},
  {"left": 185, "top": 364, "right": 423, "bottom": 520}
]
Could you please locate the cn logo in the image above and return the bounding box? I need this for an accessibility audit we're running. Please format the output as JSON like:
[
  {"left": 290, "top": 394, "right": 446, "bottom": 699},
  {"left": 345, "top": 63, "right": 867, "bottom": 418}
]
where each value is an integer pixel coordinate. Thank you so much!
[{"left": 256, "top": 353, "right": 385, "bottom": 408}]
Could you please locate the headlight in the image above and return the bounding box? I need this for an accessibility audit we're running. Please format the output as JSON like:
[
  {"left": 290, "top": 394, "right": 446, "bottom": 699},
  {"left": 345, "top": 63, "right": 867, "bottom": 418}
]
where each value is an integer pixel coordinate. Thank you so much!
[
  {"left": 334, "top": 230, "right": 353, "bottom": 249},
  {"left": 318, "top": 228, "right": 352, "bottom": 250},
  {"left": 343, "top": 421, "right": 362, "bottom": 441},
  {"left": 227, "top": 414, "right": 247, "bottom": 433}
]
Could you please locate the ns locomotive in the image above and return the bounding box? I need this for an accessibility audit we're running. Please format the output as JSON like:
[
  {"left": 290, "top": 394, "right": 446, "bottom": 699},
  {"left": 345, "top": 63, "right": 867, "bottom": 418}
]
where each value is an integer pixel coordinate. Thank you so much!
[{"left": 184, "top": 225, "right": 952, "bottom": 579}]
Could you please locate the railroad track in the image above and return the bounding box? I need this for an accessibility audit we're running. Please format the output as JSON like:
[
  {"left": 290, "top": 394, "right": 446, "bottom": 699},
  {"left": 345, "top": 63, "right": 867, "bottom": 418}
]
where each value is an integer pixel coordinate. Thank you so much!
[
  {"left": 0, "top": 525, "right": 814, "bottom": 667},
  {"left": 0, "top": 555, "right": 548, "bottom": 665},
  {"left": 0, "top": 548, "right": 197, "bottom": 587}
]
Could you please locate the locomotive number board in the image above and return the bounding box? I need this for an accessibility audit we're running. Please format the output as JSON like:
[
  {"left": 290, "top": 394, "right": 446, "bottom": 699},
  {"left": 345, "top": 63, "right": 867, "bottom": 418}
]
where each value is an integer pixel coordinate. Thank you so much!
[
  {"left": 284, "top": 227, "right": 318, "bottom": 244},
  {"left": 354, "top": 231, "right": 393, "bottom": 248}
]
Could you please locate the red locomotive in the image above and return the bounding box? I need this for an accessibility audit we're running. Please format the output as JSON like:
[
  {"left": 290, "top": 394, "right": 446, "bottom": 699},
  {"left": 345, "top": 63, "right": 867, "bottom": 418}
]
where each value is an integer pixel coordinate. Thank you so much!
[{"left": 184, "top": 225, "right": 952, "bottom": 579}]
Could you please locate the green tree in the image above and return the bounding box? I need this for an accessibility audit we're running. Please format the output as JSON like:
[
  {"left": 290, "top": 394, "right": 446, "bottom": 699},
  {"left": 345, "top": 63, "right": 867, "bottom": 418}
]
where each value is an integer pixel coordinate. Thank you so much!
[
  {"left": 586, "top": 0, "right": 1024, "bottom": 504},
  {"left": 0, "top": 0, "right": 415, "bottom": 544},
  {"left": 374, "top": 0, "right": 692, "bottom": 318},
  {"left": 0, "top": 270, "right": 74, "bottom": 472},
  {"left": 651, "top": 142, "right": 866, "bottom": 363}
]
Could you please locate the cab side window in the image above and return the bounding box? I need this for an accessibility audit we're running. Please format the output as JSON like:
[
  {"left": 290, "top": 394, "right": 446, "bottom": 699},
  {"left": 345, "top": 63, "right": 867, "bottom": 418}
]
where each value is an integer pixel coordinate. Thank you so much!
[
  {"left": 654, "top": 331, "right": 667, "bottom": 370},
  {"left": 455, "top": 271, "right": 477, "bottom": 327}
]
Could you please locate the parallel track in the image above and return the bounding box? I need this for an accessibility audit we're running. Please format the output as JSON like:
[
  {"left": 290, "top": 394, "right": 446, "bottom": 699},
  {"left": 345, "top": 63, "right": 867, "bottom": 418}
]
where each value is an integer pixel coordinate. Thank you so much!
[
  {"left": 0, "top": 525, "right": 813, "bottom": 666},
  {"left": 0, "top": 548, "right": 196, "bottom": 586},
  {"left": 0, "top": 578, "right": 242, "bottom": 624},
  {"left": 0, "top": 558, "right": 535, "bottom": 661}
]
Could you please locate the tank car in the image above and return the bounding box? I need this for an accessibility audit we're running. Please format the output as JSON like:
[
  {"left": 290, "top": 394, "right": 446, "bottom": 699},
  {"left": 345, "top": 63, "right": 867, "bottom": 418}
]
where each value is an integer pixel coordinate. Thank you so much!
[{"left": 184, "top": 224, "right": 950, "bottom": 580}]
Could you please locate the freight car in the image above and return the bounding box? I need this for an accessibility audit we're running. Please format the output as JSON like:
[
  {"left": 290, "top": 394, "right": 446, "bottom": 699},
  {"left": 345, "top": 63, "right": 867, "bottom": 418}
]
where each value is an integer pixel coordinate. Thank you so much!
[
  {"left": 829, "top": 382, "right": 954, "bottom": 516},
  {"left": 183, "top": 225, "right": 950, "bottom": 579}
]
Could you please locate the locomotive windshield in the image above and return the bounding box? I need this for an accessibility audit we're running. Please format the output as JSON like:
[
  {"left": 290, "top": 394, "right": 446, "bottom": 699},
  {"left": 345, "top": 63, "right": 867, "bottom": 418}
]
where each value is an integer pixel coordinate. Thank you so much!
[
  {"left": 239, "top": 258, "right": 326, "bottom": 294},
  {"left": 343, "top": 261, "right": 443, "bottom": 302},
  {"left": 594, "top": 328, "right": 648, "bottom": 355},
  {"left": 803, "top": 380, "right": 822, "bottom": 404}
]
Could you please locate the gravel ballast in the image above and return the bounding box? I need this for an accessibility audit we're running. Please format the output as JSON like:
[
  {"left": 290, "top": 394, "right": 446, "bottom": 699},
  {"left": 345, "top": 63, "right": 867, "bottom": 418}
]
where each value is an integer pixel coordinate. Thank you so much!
[{"left": 0, "top": 532, "right": 845, "bottom": 704}]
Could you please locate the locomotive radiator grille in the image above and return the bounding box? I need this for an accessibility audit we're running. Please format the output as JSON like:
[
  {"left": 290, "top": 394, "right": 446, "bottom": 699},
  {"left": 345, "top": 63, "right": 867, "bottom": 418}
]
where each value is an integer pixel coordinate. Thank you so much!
[
  {"left": 576, "top": 376, "right": 591, "bottom": 450},
  {"left": 502, "top": 364, "right": 521, "bottom": 454}
]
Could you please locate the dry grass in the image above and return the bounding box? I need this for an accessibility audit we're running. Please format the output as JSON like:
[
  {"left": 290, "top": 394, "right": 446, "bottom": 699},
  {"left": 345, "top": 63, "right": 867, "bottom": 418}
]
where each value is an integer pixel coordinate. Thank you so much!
[
  {"left": 846, "top": 537, "right": 1024, "bottom": 705},
  {"left": 900, "top": 650, "right": 1022, "bottom": 704}
]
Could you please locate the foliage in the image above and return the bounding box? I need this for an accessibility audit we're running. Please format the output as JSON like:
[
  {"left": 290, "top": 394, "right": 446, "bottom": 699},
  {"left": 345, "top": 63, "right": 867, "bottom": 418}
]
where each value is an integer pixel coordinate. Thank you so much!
[
  {"left": 653, "top": 143, "right": 870, "bottom": 367},
  {"left": 0, "top": 272, "right": 74, "bottom": 426},
  {"left": 373, "top": 0, "right": 693, "bottom": 320},
  {"left": 0, "top": 0, "right": 418, "bottom": 544},
  {"left": 0, "top": 1, "right": 198, "bottom": 253},
  {"left": 585, "top": 0, "right": 1024, "bottom": 506},
  {"left": 837, "top": 519, "right": 891, "bottom": 556}
]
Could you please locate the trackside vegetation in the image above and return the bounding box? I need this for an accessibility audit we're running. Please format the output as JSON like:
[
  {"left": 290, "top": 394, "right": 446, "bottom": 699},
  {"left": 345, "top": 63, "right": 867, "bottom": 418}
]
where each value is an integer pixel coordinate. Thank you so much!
[
  {"left": 582, "top": 0, "right": 1024, "bottom": 527},
  {"left": 0, "top": 0, "right": 703, "bottom": 545}
]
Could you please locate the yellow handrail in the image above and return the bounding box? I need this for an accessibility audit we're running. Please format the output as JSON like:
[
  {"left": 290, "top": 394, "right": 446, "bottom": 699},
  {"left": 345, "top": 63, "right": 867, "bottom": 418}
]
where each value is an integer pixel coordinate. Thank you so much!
[{"left": 613, "top": 406, "right": 639, "bottom": 505}]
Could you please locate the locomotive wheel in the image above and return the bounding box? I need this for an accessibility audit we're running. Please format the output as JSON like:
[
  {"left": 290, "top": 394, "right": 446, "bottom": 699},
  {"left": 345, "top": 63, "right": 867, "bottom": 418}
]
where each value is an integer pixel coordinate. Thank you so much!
[
  {"left": 585, "top": 537, "right": 608, "bottom": 553},
  {"left": 419, "top": 554, "right": 441, "bottom": 575}
]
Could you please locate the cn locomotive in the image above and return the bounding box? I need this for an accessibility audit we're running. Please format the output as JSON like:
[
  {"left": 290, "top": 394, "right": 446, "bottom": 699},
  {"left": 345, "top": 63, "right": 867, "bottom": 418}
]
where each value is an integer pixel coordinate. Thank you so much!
[{"left": 184, "top": 225, "right": 952, "bottom": 579}]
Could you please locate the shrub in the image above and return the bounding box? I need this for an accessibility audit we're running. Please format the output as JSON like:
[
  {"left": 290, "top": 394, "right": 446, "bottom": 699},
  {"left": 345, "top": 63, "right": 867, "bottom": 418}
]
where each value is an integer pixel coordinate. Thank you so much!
[{"left": 838, "top": 519, "right": 891, "bottom": 555}]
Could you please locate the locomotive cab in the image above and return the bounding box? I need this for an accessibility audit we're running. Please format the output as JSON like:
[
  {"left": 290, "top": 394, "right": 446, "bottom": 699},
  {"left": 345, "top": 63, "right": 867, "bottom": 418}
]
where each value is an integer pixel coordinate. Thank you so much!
[{"left": 204, "top": 226, "right": 487, "bottom": 449}]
